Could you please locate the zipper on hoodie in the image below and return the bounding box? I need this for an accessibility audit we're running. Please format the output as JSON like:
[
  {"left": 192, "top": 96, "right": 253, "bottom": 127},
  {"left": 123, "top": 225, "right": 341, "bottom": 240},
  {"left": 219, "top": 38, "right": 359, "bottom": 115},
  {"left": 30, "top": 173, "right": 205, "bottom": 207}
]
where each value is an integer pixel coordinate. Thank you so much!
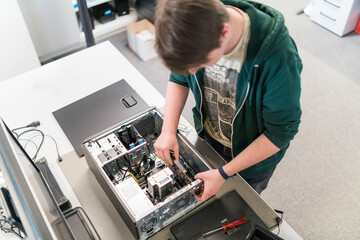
[
  {"left": 230, "top": 81, "right": 250, "bottom": 158},
  {"left": 230, "top": 64, "right": 258, "bottom": 158},
  {"left": 193, "top": 74, "right": 204, "bottom": 135},
  {"left": 249, "top": 64, "right": 259, "bottom": 106}
]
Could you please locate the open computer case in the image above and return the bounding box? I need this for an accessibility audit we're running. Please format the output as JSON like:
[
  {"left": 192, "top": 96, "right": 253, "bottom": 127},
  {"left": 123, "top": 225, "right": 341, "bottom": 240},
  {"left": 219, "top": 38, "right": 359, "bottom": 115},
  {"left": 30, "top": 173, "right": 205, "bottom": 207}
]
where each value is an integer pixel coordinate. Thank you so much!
[{"left": 82, "top": 107, "right": 212, "bottom": 240}]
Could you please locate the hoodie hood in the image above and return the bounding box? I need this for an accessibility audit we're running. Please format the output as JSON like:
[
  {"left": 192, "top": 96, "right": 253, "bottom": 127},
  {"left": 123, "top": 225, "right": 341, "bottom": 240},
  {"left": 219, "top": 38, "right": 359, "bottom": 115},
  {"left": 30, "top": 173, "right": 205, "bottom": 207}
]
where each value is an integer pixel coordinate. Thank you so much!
[{"left": 223, "top": 0, "right": 286, "bottom": 65}]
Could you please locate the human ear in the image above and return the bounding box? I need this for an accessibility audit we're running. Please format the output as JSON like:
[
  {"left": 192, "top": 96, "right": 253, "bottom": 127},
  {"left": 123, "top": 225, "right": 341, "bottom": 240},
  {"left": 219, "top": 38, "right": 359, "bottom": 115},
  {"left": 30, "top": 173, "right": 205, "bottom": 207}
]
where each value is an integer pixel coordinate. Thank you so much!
[{"left": 220, "top": 23, "right": 230, "bottom": 39}]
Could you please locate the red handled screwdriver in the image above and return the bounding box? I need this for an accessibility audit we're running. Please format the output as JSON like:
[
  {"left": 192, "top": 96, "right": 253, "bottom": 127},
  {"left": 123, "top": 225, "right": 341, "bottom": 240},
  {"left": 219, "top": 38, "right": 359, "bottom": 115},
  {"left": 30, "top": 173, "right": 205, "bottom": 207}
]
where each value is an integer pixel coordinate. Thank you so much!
[{"left": 202, "top": 217, "right": 247, "bottom": 238}]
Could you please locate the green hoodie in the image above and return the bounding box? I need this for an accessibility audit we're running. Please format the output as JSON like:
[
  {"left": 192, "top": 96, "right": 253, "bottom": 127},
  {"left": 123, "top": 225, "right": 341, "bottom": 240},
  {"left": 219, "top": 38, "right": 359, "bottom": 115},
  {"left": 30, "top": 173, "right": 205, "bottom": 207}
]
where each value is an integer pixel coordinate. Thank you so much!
[{"left": 168, "top": 0, "right": 302, "bottom": 179}]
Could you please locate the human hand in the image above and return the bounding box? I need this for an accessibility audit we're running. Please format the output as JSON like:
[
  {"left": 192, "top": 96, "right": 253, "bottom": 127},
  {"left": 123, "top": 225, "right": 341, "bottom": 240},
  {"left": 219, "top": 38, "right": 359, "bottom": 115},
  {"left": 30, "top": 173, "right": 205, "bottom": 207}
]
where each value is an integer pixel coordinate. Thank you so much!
[
  {"left": 153, "top": 132, "right": 179, "bottom": 165},
  {"left": 194, "top": 169, "right": 225, "bottom": 201}
]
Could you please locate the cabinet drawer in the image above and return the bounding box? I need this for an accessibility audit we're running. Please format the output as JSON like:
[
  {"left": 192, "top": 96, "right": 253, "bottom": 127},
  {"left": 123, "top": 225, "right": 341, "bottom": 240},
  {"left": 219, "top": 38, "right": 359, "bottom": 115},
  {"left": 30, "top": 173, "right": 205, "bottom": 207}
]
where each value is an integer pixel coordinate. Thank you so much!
[
  {"left": 322, "top": 0, "right": 342, "bottom": 16},
  {"left": 317, "top": 10, "right": 338, "bottom": 24},
  {"left": 322, "top": 0, "right": 343, "bottom": 10}
]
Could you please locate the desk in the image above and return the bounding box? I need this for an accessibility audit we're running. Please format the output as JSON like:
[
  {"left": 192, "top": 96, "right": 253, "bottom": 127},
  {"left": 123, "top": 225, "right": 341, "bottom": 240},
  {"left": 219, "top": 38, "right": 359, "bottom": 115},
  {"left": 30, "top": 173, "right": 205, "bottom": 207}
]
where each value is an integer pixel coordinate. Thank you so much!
[{"left": 0, "top": 42, "right": 302, "bottom": 240}]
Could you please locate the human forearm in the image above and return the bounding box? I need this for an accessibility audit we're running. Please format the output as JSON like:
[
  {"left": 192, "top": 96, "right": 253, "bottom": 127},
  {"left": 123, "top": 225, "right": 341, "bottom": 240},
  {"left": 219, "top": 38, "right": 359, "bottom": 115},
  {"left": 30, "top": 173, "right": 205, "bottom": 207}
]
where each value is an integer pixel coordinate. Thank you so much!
[
  {"left": 161, "top": 82, "right": 189, "bottom": 134},
  {"left": 154, "top": 82, "right": 189, "bottom": 163},
  {"left": 223, "top": 134, "right": 280, "bottom": 176}
]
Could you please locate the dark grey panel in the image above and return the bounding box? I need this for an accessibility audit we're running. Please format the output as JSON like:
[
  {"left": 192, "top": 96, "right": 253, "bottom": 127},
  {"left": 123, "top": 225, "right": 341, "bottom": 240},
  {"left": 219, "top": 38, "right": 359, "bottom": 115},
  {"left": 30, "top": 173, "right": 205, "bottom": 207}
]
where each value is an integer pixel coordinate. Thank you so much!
[
  {"left": 170, "top": 190, "right": 267, "bottom": 240},
  {"left": 53, "top": 80, "right": 148, "bottom": 156}
]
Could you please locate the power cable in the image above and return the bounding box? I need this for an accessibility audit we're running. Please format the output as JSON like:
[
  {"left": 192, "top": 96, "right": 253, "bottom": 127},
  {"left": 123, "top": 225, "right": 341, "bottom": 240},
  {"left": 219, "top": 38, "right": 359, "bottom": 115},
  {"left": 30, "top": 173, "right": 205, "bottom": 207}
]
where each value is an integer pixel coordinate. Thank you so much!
[
  {"left": 268, "top": 209, "right": 284, "bottom": 236},
  {"left": 23, "top": 134, "right": 62, "bottom": 162},
  {"left": 17, "top": 129, "right": 44, "bottom": 161},
  {"left": 11, "top": 121, "right": 62, "bottom": 162}
]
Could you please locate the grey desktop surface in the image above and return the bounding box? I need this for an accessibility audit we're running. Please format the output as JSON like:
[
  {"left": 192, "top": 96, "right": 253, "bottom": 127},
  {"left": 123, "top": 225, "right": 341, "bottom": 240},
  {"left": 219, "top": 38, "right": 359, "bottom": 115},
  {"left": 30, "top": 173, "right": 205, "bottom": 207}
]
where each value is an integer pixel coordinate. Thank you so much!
[
  {"left": 170, "top": 190, "right": 267, "bottom": 240},
  {"left": 53, "top": 79, "right": 149, "bottom": 157}
]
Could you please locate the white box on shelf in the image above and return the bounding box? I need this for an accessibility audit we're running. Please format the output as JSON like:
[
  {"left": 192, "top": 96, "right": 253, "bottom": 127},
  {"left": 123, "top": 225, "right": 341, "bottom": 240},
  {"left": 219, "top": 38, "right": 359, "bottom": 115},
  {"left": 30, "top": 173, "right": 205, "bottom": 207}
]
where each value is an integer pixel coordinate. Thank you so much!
[
  {"left": 127, "top": 19, "right": 157, "bottom": 61},
  {"left": 311, "top": 0, "right": 360, "bottom": 36}
]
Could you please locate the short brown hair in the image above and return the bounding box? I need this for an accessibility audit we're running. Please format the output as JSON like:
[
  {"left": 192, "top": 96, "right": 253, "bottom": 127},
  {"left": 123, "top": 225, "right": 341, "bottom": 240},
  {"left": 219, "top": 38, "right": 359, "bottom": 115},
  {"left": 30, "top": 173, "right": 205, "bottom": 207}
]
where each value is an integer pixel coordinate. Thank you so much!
[{"left": 155, "top": 0, "right": 229, "bottom": 75}]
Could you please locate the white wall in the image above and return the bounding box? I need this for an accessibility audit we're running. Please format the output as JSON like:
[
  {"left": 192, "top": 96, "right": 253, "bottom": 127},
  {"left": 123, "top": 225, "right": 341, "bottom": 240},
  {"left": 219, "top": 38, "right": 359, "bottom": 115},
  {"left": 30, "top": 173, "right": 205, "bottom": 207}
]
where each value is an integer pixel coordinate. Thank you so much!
[
  {"left": 0, "top": 0, "right": 40, "bottom": 82},
  {"left": 17, "top": 0, "right": 80, "bottom": 62}
]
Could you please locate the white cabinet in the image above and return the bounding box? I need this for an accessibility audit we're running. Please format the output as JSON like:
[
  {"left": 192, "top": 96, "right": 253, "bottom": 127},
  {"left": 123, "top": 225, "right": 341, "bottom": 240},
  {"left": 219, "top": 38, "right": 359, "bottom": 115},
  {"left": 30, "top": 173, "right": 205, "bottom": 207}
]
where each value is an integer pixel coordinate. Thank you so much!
[
  {"left": 17, "top": 0, "right": 137, "bottom": 62},
  {"left": 311, "top": 0, "right": 360, "bottom": 36}
]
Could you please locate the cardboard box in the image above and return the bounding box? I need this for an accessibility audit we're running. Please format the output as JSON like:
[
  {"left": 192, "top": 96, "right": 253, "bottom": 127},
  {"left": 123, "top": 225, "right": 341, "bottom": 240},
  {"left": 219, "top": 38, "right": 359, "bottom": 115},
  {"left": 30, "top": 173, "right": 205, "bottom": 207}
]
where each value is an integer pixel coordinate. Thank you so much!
[{"left": 127, "top": 19, "right": 157, "bottom": 61}]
